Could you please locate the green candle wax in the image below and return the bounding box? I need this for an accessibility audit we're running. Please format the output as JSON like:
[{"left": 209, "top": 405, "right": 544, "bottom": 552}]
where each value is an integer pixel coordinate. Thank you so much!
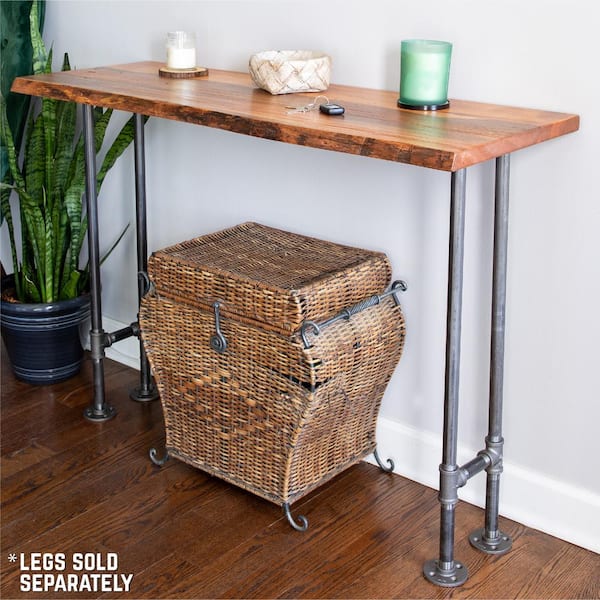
[{"left": 399, "top": 40, "right": 452, "bottom": 108}]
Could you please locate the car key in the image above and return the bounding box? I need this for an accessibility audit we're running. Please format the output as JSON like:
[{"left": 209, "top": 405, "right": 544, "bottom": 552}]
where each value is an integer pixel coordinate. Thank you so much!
[{"left": 319, "top": 103, "right": 345, "bottom": 116}]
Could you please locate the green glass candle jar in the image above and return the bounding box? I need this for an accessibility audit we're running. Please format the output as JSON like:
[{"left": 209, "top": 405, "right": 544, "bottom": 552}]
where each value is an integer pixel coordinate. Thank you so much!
[{"left": 398, "top": 39, "right": 452, "bottom": 110}]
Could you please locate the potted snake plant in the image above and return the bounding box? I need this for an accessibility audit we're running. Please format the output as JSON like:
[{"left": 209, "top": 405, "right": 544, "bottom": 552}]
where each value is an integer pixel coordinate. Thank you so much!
[{"left": 1, "top": 2, "right": 138, "bottom": 383}]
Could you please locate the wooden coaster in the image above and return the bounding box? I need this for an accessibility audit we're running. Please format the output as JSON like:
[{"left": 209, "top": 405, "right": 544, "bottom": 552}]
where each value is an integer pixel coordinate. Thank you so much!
[{"left": 158, "top": 66, "right": 209, "bottom": 79}]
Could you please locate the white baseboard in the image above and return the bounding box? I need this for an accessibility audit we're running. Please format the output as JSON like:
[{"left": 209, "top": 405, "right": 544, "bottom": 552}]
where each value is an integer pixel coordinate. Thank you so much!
[
  {"left": 100, "top": 315, "right": 600, "bottom": 554},
  {"left": 369, "top": 416, "right": 600, "bottom": 554}
]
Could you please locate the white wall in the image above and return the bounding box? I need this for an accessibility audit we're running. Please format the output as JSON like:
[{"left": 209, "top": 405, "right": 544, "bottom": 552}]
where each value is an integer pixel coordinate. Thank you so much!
[{"left": 6, "top": 0, "right": 599, "bottom": 552}]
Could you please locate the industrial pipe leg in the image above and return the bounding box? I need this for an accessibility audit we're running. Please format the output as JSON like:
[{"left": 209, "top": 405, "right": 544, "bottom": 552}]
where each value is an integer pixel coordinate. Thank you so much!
[
  {"left": 130, "top": 113, "right": 158, "bottom": 402},
  {"left": 82, "top": 104, "right": 116, "bottom": 422},
  {"left": 469, "top": 155, "right": 513, "bottom": 555},
  {"left": 423, "top": 169, "right": 468, "bottom": 587}
]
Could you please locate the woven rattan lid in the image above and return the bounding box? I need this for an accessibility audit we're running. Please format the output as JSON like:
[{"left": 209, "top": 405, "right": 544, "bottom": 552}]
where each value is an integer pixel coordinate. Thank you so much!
[{"left": 147, "top": 222, "right": 391, "bottom": 334}]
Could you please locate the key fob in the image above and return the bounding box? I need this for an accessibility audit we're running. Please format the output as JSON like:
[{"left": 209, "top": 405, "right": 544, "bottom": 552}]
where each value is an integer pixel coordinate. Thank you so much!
[{"left": 319, "top": 103, "right": 345, "bottom": 116}]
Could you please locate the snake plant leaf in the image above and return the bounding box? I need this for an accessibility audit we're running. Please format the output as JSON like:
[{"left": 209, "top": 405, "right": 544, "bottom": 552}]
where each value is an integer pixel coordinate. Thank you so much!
[
  {"left": 54, "top": 206, "right": 68, "bottom": 297},
  {"left": 41, "top": 100, "right": 56, "bottom": 207},
  {"left": 16, "top": 185, "right": 46, "bottom": 298},
  {"left": 1, "top": 93, "right": 27, "bottom": 191},
  {"left": 63, "top": 107, "right": 115, "bottom": 272},
  {"left": 53, "top": 100, "right": 76, "bottom": 202},
  {"left": 42, "top": 96, "right": 57, "bottom": 202},
  {"left": 29, "top": 1, "right": 47, "bottom": 76},
  {"left": 23, "top": 113, "right": 45, "bottom": 205},
  {"left": 79, "top": 222, "right": 131, "bottom": 296},
  {"left": 0, "top": 99, "right": 22, "bottom": 296},
  {"left": 66, "top": 107, "right": 112, "bottom": 191},
  {"left": 59, "top": 269, "right": 81, "bottom": 301},
  {"left": 74, "top": 213, "right": 87, "bottom": 271},
  {"left": 0, "top": 182, "right": 22, "bottom": 298},
  {"left": 97, "top": 114, "right": 143, "bottom": 192},
  {"left": 100, "top": 222, "right": 131, "bottom": 267},
  {"left": 30, "top": 3, "right": 57, "bottom": 208},
  {"left": 93, "top": 107, "right": 114, "bottom": 154},
  {"left": 1, "top": 1, "right": 46, "bottom": 184},
  {"left": 1, "top": 1, "right": 141, "bottom": 302},
  {"left": 43, "top": 190, "right": 55, "bottom": 300},
  {"left": 48, "top": 56, "right": 75, "bottom": 214},
  {"left": 54, "top": 54, "right": 71, "bottom": 127},
  {"left": 63, "top": 181, "right": 84, "bottom": 273},
  {"left": 22, "top": 270, "right": 41, "bottom": 303}
]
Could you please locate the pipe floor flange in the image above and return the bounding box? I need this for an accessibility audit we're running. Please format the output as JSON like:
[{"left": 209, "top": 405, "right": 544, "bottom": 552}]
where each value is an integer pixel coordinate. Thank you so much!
[
  {"left": 83, "top": 404, "right": 116, "bottom": 422},
  {"left": 469, "top": 528, "right": 512, "bottom": 554},
  {"left": 423, "top": 559, "right": 468, "bottom": 587},
  {"left": 129, "top": 385, "right": 159, "bottom": 402}
]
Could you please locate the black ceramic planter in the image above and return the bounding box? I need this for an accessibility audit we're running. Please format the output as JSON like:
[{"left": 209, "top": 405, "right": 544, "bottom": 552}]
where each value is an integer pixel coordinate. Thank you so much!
[{"left": 1, "top": 276, "right": 91, "bottom": 384}]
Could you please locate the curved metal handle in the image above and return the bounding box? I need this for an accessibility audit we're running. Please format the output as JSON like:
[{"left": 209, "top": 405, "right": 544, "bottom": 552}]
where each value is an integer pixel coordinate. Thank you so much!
[
  {"left": 300, "top": 279, "right": 407, "bottom": 349},
  {"left": 300, "top": 321, "right": 321, "bottom": 349},
  {"left": 137, "top": 271, "right": 155, "bottom": 297}
]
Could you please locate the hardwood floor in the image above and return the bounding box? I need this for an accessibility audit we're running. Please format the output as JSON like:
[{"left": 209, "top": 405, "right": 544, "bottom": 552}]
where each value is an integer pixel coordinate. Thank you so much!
[{"left": 1, "top": 348, "right": 598, "bottom": 599}]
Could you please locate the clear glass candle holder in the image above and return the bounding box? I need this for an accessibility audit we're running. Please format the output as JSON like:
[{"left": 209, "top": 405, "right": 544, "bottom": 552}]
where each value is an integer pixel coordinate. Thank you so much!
[
  {"left": 166, "top": 31, "right": 197, "bottom": 70},
  {"left": 398, "top": 39, "right": 452, "bottom": 110}
]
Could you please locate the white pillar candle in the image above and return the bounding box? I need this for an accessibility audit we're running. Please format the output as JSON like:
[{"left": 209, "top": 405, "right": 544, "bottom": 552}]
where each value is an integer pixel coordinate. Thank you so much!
[
  {"left": 167, "top": 46, "right": 196, "bottom": 69},
  {"left": 166, "top": 31, "right": 196, "bottom": 69}
]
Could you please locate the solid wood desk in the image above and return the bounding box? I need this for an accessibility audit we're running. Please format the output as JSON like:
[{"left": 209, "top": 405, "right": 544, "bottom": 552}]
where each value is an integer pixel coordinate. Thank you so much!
[{"left": 12, "top": 61, "right": 579, "bottom": 587}]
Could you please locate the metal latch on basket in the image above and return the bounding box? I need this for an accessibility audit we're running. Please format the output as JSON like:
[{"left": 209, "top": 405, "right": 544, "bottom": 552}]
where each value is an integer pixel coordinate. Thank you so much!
[
  {"left": 138, "top": 271, "right": 155, "bottom": 297},
  {"left": 210, "top": 301, "right": 228, "bottom": 353},
  {"left": 300, "top": 280, "right": 407, "bottom": 349}
]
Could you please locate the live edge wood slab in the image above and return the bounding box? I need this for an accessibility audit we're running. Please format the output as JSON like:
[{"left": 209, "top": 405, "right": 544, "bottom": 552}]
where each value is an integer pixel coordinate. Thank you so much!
[{"left": 12, "top": 60, "right": 579, "bottom": 171}]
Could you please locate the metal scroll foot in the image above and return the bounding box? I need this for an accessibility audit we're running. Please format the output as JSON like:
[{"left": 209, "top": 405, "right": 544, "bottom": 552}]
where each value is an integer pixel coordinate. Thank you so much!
[
  {"left": 373, "top": 448, "right": 395, "bottom": 473},
  {"left": 469, "top": 528, "right": 512, "bottom": 555},
  {"left": 282, "top": 503, "right": 308, "bottom": 532},
  {"left": 423, "top": 559, "right": 468, "bottom": 588},
  {"left": 149, "top": 447, "right": 170, "bottom": 466}
]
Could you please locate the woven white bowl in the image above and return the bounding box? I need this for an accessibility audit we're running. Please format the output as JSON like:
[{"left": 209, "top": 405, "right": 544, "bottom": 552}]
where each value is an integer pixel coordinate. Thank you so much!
[{"left": 249, "top": 50, "right": 331, "bottom": 95}]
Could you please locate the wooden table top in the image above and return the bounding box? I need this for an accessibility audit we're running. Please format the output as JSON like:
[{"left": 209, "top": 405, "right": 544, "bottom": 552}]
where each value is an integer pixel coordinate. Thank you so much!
[{"left": 12, "top": 61, "right": 579, "bottom": 172}]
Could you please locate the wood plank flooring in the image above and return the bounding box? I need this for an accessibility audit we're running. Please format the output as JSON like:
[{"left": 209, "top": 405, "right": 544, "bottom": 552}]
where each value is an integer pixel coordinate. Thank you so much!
[{"left": 1, "top": 348, "right": 598, "bottom": 599}]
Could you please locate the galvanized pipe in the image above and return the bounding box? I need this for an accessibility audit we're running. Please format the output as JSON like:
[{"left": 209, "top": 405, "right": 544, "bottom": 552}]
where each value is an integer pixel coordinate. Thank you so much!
[
  {"left": 130, "top": 113, "right": 158, "bottom": 402},
  {"left": 82, "top": 104, "right": 115, "bottom": 422},
  {"left": 439, "top": 168, "right": 467, "bottom": 569},
  {"left": 442, "top": 168, "right": 467, "bottom": 469},
  {"left": 439, "top": 504, "right": 456, "bottom": 566},
  {"left": 484, "top": 153, "right": 511, "bottom": 541},
  {"left": 459, "top": 453, "right": 491, "bottom": 484},
  {"left": 489, "top": 154, "right": 510, "bottom": 443},
  {"left": 469, "top": 154, "right": 513, "bottom": 555},
  {"left": 484, "top": 474, "right": 501, "bottom": 536},
  {"left": 485, "top": 154, "right": 510, "bottom": 539},
  {"left": 423, "top": 169, "right": 468, "bottom": 587},
  {"left": 107, "top": 324, "right": 136, "bottom": 345}
]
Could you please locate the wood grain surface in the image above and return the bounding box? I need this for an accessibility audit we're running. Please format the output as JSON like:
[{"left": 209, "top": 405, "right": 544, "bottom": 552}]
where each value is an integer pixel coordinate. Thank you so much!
[
  {"left": 2, "top": 345, "right": 599, "bottom": 599},
  {"left": 12, "top": 61, "right": 579, "bottom": 171}
]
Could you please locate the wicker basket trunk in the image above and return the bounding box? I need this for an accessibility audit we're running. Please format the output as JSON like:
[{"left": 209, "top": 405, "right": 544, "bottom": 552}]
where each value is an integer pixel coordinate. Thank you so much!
[{"left": 140, "top": 222, "right": 405, "bottom": 507}]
